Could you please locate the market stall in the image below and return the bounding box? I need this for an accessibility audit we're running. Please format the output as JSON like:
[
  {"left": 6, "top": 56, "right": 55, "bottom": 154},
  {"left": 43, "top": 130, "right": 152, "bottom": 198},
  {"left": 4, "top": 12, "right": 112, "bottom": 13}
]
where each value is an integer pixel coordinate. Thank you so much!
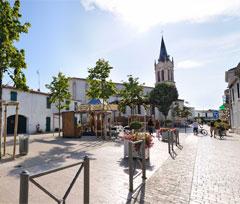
[{"left": 62, "top": 102, "right": 118, "bottom": 138}]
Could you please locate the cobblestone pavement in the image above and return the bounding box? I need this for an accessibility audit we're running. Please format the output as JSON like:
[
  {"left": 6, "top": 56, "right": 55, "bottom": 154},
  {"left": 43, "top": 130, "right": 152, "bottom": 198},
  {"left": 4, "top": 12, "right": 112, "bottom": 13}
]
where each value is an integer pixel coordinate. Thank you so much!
[
  {"left": 133, "top": 129, "right": 240, "bottom": 204},
  {"left": 1, "top": 129, "right": 239, "bottom": 204},
  {"left": 0, "top": 131, "right": 189, "bottom": 204},
  {"left": 190, "top": 134, "right": 240, "bottom": 204},
  {"left": 133, "top": 133, "right": 198, "bottom": 204}
]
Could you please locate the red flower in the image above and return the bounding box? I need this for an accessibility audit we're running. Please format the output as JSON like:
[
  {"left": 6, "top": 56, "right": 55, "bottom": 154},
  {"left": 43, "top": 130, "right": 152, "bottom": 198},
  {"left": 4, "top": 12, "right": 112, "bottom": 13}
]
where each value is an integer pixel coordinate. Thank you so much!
[
  {"left": 123, "top": 132, "right": 154, "bottom": 148},
  {"left": 159, "top": 128, "right": 176, "bottom": 134}
]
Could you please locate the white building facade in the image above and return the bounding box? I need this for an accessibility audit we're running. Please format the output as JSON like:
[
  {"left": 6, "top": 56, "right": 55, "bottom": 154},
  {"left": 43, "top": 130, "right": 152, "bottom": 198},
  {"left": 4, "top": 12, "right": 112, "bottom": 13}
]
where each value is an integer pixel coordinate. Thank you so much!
[
  {"left": 225, "top": 63, "right": 240, "bottom": 134},
  {"left": 194, "top": 109, "right": 218, "bottom": 121},
  {"left": 2, "top": 86, "right": 55, "bottom": 134},
  {"left": 69, "top": 77, "right": 155, "bottom": 116}
]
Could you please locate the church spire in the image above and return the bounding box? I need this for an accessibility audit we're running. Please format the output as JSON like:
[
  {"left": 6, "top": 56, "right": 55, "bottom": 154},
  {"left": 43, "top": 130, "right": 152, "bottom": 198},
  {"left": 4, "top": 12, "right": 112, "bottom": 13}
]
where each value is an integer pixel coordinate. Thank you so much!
[{"left": 158, "top": 36, "right": 169, "bottom": 62}]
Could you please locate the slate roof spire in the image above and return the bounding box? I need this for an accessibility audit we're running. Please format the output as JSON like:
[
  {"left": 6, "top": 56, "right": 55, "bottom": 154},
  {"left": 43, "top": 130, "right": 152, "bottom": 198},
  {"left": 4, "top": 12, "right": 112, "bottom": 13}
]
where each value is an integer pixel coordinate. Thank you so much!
[{"left": 158, "top": 36, "right": 169, "bottom": 62}]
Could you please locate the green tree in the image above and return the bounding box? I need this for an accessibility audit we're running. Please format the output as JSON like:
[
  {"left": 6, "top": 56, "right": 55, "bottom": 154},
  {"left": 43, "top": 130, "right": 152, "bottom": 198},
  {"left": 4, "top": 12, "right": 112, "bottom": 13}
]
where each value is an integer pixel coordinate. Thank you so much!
[
  {"left": 0, "top": 0, "right": 30, "bottom": 158},
  {"left": 173, "top": 104, "right": 192, "bottom": 130},
  {"left": 149, "top": 83, "right": 178, "bottom": 121},
  {"left": 119, "top": 75, "right": 146, "bottom": 115},
  {"left": 173, "top": 104, "right": 192, "bottom": 119},
  {"left": 220, "top": 103, "right": 230, "bottom": 123},
  {"left": 87, "top": 59, "right": 116, "bottom": 138},
  {"left": 46, "top": 72, "right": 71, "bottom": 137}
]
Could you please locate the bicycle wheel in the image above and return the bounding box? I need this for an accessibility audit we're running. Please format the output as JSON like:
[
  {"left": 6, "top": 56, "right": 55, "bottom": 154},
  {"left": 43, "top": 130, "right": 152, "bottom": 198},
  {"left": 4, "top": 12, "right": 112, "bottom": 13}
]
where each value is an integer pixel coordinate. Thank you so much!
[
  {"left": 202, "top": 129, "right": 208, "bottom": 136},
  {"left": 219, "top": 130, "right": 224, "bottom": 139}
]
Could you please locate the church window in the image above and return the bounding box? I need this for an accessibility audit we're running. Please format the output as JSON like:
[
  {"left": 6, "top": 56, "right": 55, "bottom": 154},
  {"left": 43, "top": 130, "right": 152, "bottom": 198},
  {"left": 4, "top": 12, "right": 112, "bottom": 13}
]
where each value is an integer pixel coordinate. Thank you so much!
[
  {"left": 168, "top": 70, "right": 170, "bottom": 81},
  {"left": 157, "top": 71, "right": 160, "bottom": 82},
  {"left": 161, "top": 70, "right": 164, "bottom": 81}
]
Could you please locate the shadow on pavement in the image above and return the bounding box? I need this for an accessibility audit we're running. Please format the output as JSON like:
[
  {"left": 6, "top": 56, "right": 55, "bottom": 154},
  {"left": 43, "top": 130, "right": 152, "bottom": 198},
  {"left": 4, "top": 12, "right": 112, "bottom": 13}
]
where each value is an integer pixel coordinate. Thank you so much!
[
  {"left": 118, "top": 158, "right": 155, "bottom": 176},
  {"left": 8, "top": 145, "right": 94, "bottom": 177}
]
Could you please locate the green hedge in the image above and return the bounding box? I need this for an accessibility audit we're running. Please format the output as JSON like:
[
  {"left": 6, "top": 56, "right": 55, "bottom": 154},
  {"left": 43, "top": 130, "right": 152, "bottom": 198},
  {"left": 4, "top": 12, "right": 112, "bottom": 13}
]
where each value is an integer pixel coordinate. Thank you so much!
[{"left": 130, "top": 121, "right": 142, "bottom": 130}]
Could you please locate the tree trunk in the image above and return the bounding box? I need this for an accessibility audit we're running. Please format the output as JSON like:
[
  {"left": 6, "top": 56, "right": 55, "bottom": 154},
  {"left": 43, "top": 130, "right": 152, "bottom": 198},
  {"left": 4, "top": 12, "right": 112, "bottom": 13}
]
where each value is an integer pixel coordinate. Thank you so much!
[
  {"left": 58, "top": 100, "right": 61, "bottom": 137},
  {"left": 102, "top": 100, "right": 105, "bottom": 140},
  {"left": 0, "top": 70, "right": 2, "bottom": 159},
  {"left": 164, "top": 115, "right": 167, "bottom": 127}
]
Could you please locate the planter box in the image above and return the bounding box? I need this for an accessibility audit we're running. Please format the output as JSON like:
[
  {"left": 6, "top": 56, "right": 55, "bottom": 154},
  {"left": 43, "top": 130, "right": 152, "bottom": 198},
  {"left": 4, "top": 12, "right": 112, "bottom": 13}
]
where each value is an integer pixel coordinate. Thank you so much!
[
  {"left": 215, "top": 129, "right": 227, "bottom": 136},
  {"left": 161, "top": 131, "right": 169, "bottom": 141},
  {"left": 123, "top": 139, "right": 150, "bottom": 160}
]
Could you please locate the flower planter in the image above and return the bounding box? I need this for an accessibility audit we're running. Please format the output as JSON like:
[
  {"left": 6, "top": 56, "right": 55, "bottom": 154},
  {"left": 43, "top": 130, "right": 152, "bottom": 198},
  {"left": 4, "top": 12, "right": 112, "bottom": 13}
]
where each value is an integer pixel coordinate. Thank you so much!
[{"left": 123, "top": 139, "right": 150, "bottom": 160}]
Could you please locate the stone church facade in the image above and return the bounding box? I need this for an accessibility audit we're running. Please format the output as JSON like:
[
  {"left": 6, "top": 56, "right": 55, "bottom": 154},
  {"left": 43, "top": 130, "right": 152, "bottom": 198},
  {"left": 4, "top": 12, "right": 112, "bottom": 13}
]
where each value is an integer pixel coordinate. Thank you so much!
[{"left": 155, "top": 37, "right": 175, "bottom": 86}]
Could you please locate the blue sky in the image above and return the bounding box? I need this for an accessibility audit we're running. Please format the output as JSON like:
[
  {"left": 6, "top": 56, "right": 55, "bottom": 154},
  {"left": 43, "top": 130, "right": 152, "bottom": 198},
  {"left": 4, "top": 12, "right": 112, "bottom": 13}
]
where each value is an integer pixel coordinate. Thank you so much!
[{"left": 8, "top": 0, "right": 240, "bottom": 110}]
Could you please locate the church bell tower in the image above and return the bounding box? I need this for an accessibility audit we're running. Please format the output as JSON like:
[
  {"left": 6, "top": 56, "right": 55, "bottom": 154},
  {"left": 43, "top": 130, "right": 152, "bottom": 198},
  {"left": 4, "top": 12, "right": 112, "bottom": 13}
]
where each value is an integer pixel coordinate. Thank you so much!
[{"left": 154, "top": 36, "right": 175, "bottom": 85}]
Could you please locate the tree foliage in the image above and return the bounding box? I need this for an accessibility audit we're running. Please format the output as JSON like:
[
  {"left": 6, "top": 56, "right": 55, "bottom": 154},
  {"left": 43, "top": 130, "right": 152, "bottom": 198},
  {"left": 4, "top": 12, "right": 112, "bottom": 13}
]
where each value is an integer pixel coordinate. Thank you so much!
[
  {"left": 46, "top": 72, "right": 71, "bottom": 136},
  {"left": 46, "top": 72, "right": 71, "bottom": 111},
  {"left": 149, "top": 83, "right": 178, "bottom": 118},
  {"left": 87, "top": 59, "right": 116, "bottom": 104},
  {"left": 86, "top": 59, "right": 116, "bottom": 139},
  {"left": 119, "top": 75, "right": 146, "bottom": 115},
  {"left": 173, "top": 104, "right": 192, "bottom": 119},
  {"left": 0, "top": 0, "right": 30, "bottom": 90},
  {"left": 0, "top": 0, "right": 30, "bottom": 158}
]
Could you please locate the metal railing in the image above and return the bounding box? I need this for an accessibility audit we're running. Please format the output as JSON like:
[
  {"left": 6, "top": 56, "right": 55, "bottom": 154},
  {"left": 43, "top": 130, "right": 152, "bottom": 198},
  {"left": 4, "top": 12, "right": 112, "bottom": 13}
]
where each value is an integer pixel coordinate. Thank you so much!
[
  {"left": 19, "top": 156, "right": 90, "bottom": 204},
  {"left": 168, "top": 130, "right": 182, "bottom": 158},
  {"left": 168, "top": 131, "right": 174, "bottom": 155},
  {"left": 128, "top": 140, "right": 146, "bottom": 192},
  {"left": 175, "top": 129, "right": 180, "bottom": 146}
]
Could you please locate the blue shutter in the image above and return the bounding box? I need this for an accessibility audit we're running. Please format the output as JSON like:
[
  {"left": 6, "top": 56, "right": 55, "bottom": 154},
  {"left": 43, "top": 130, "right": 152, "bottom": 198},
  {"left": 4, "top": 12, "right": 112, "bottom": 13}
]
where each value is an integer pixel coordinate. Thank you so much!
[{"left": 10, "top": 91, "right": 17, "bottom": 101}]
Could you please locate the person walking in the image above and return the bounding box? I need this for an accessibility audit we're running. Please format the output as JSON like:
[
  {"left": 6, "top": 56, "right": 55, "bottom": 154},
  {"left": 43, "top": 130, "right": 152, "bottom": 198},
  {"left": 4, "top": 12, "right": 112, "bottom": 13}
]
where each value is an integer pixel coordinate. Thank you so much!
[
  {"left": 210, "top": 121, "right": 215, "bottom": 138},
  {"left": 192, "top": 120, "right": 199, "bottom": 135},
  {"left": 155, "top": 119, "right": 160, "bottom": 137},
  {"left": 147, "top": 118, "right": 154, "bottom": 135}
]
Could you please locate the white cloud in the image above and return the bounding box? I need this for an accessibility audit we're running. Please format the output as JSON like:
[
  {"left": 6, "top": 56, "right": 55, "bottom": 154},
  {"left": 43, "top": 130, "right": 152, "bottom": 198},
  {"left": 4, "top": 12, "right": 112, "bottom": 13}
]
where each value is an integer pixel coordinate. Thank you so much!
[
  {"left": 174, "top": 32, "right": 240, "bottom": 63},
  {"left": 81, "top": 0, "right": 240, "bottom": 31},
  {"left": 176, "top": 60, "right": 203, "bottom": 70}
]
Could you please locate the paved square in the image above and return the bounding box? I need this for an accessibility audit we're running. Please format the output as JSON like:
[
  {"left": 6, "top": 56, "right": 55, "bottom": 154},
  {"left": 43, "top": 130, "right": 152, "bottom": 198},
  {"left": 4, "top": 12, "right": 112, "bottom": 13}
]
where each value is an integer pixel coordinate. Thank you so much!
[{"left": 1, "top": 129, "right": 240, "bottom": 204}]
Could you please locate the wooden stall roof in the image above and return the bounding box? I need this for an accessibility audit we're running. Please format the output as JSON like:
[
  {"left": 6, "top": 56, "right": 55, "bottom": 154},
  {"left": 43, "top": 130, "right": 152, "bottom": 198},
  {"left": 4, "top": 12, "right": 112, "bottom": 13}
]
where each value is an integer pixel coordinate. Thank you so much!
[{"left": 76, "top": 104, "right": 118, "bottom": 112}]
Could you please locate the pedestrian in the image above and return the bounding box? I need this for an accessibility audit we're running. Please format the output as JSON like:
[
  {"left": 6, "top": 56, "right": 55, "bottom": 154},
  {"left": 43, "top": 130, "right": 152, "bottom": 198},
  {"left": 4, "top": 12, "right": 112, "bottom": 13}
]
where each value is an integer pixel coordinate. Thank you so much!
[
  {"left": 155, "top": 119, "right": 160, "bottom": 137},
  {"left": 36, "top": 123, "right": 41, "bottom": 133},
  {"left": 192, "top": 120, "right": 199, "bottom": 135},
  {"left": 147, "top": 118, "right": 154, "bottom": 135},
  {"left": 210, "top": 121, "right": 215, "bottom": 138}
]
